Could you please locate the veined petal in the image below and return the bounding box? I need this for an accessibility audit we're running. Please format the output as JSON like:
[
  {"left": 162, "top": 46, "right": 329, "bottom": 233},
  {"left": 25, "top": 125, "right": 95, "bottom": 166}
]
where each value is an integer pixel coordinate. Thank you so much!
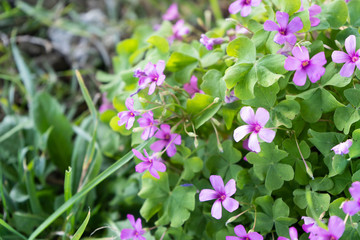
[
  {"left": 234, "top": 224, "right": 247, "bottom": 237},
  {"left": 118, "top": 113, "right": 130, "bottom": 126},
  {"left": 222, "top": 197, "right": 239, "bottom": 212},
  {"left": 342, "top": 200, "right": 360, "bottom": 216},
  {"left": 276, "top": 12, "right": 289, "bottom": 30},
  {"left": 286, "top": 17, "right": 303, "bottom": 33},
  {"left": 332, "top": 51, "right": 350, "bottom": 63},
  {"left": 284, "top": 56, "right": 302, "bottom": 71},
  {"left": 135, "top": 162, "right": 151, "bottom": 173},
  {"left": 135, "top": 218, "right": 142, "bottom": 232},
  {"left": 274, "top": 33, "right": 286, "bottom": 45},
  {"left": 248, "top": 132, "right": 261, "bottom": 153},
  {"left": 125, "top": 98, "right": 135, "bottom": 111},
  {"left": 284, "top": 34, "right": 297, "bottom": 45},
  {"left": 125, "top": 117, "right": 135, "bottom": 130},
  {"left": 248, "top": 232, "right": 263, "bottom": 240},
  {"left": 148, "top": 82, "right": 156, "bottom": 95},
  {"left": 150, "top": 140, "right": 168, "bottom": 152},
  {"left": 311, "top": 52, "right": 327, "bottom": 66},
  {"left": 210, "top": 175, "right": 225, "bottom": 193},
  {"left": 148, "top": 166, "right": 160, "bottom": 179},
  {"left": 226, "top": 237, "right": 240, "bottom": 240},
  {"left": 211, "top": 199, "right": 223, "bottom": 219},
  {"left": 293, "top": 69, "right": 307, "bottom": 86},
  {"left": 224, "top": 179, "right": 236, "bottom": 196},
  {"left": 264, "top": 20, "right": 279, "bottom": 31},
  {"left": 240, "top": 106, "right": 255, "bottom": 124},
  {"left": 229, "top": 1, "right": 243, "bottom": 14},
  {"left": 132, "top": 149, "right": 146, "bottom": 161},
  {"left": 328, "top": 216, "right": 345, "bottom": 239},
  {"left": 309, "top": 4, "right": 321, "bottom": 16},
  {"left": 166, "top": 143, "right": 177, "bottom": 157},
  {"left": 258, "top": 128, "right": 276, "bottom": 143},
  {"left": 152, "top": 161, "right": 166, "bottom": 172},
  {"left": 292, "top": 46, "right": 309, "bottom": 61},
  {"left": 345, "top": 35, "right": 356, "bottom": 56},
  {"left": 349, "top": 181, "right": 360, "bottom": 201},
  {"left": 306, "top": 64, "right": 325, "bottom": 83},
  {"left": 233, "top": 125, "right": 252, "bottom": 142},
  {"left": 340, "top": 62, "right": 356, "bottom": 77},
  {"left": 144, "top": 62, "right": 155, "bottom": 75},
  {"left": 199, "top": 189, "right": 218, "bottom": 201},
  {"left": 156, "top": 60, "right": 165, "bottom": 74},
  {"left": 127, "top": 214, "right": 136, "bottom": 228},
  {"left": 310, "top": 17, "right": 320, "bottom": 27},
  {"left": 255, "top": 107, "right": 270, "bottom": 127},
  {"left": 241, "top": 5, "right": 252, "bottom": 17},
  {"left": 120, "top": 229, "right": 136, "bottom": 239},
  {"left": 289, "top": 227, "right": 298, "bottom": 240}
]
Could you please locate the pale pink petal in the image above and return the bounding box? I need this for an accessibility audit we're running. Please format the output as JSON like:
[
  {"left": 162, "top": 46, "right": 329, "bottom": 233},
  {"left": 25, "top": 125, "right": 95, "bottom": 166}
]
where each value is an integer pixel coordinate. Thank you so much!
[
  {"left": 210, "top": 175, "right": 225, "bottom": 193},
  {"left": 144, "top": 62, "right": 155, "bottom": 75},
  {"left": 148, "top": 166, "right": 160, "bottom": 179},
  {"left": 166, "top": 143, "right": 177, "bottom": 157},
  {"left": 251, "top": 0, "right": 261, "bottom": 6},
  {"left": 211, "top": 199, "right": 222, "bottom": 219},
  {"left": 311, "top": 52, "right": 327, "bottom": 66},
  {"left": 148, "top": 82, "right": 156, "bottom": 95},
  {"left": 134, "top": 218, "right": 142, "bottom": 231},
  {"left": 125, "top": 117, "right": 135, "bottom": 130},
  {"left": 284, "top": 34, "right": 297, "bottom": 45},
  {"left": 343, "top": 200, "right": 360, "bottom": 216},
  {"left": 222, "top": 197, "right": 239, "bottom": 212},
  {"left": 340, "top": 62, "right": 356, "bottom": 77},
  {"left": 199, "top": 189, "right": 218, "bottom": 201},
  {"left": 264, "top": 20, "right": 279, "bottom": 31},
  {"left": 274, "top": 33, "right": 286, "bottom": 45},
  {"left": 277, "top": 237, "right": 289, "bottom": 240},
  {"left": 233, "top": 125, "right": 252, "bottom": 142},
  {"left": 328, "top": 216, "right": 345, "bottom": 239},
  {"left": 241, "top": 5, "right": 252, "bottom": 17},
  {"left": 286, "top": 17, "right": 303, "bottom": 33},
  {"left": 226, "top": 237, "right": 240, "bottom": 240},
  {"left": 248, "top": 132, "right": 261, "bottom": 153},
  {"left": 240, "top": 106, "right": 255, "bottom": 124},
  {"left": 234, "top": 224, "right": 247, "bottom": 236},
  {"left": 349, "top": 181, "right": 360, "bottom": 200},
  {"left": 258, "top": 128, "right": 276, "bottom": 143},
  {"left": 248, "top": 232, "right": 263, "bottom": 240},
  {"left": 332, "top": 51, "right": 351, "bottom": 63},
  {"left": 152, "top": 161, "right": 166, "bottom": 172},
  {"left": 150, "top": 140, "right": 168, "bottom": 152},
  {"left": 310, "top": 17, "right": 320, "bottom": 27},
  {"left": 293, "top": 69, "right": 307, "bottom": 86},
  {"left": 132, "top": 149, "right": 146, "bottom": 161},
  {"left": 141, "top": 127, "right": 151, "bottom": 140},
  {"left": 135, "top": 162, "right": 151, "bottom": 173},
  {"left": 276, "top": 12, "right": 289, "bottom": 30},
  {"left": 292, "top": 46, "right": 309, "bottom": 61},
  {"left": 120, "top": 229, "right": 136, "bottom": 239},
  {"left": 345, "top": 35, "right": 356, "bottom": 56},
  {"left": 127, "top": 214, "right": 136, "bottom": 228},
  {"left": 289, "top": 227, "right": 298, "bottom": 239},
  {"left": 157, "top": 75, "right": 166, "bottom": 86},
  {"left": 224, "top": 179, "right": 236, "bottom": 196},
  {"left": 118, "top": 113, "right": 130, "bottom": 126},
  {"left": 172, "top": 134, "right": 182, "bottom": 145},
  {"left": 309, "top": 5, "right": 321, "bottom": 16},
  {"left": 255, "top": 107, "right": 270, "bottom": 127},
  {"left": 284, "top": 56, "right": 302, "bottom": 71},
  {"left": 160, "top": 124, "right": 171, "bottom": 134},
  {"left": 229, "top": 1, "right": 243, "bottom": 14},
  {"left": 305, "top": 64, "right": 325, "bottom": 83}
]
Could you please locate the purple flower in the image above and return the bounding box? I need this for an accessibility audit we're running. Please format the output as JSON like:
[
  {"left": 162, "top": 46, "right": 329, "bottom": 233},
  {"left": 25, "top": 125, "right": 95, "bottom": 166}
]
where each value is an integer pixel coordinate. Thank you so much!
[
  {"left": 277, "top": 41, "right": 294, "bottom": 56},
  {"left": 120, "top": 214, "right": 146, "bottom": 240},
  {"left": 302, "top": 217, "right": 319, "bottom": 239},
  {"left": 150, "top": 124, "right": 181, "bottom": 157},
  {"left": 331, "top": 139, "right": 353, "bottom": 155},
  {"left": 309, "top": 5, "right": 321, "bottom": 27},
  {"left": 134, "top": 60, "right": 166, "bottom": 95},
  {"left": 309, "top": 216, "right": 345, "bottom": 240},
  {"left": 226, "top": 224, "right": 263, "bottom": 240},
  {"left": 233, "top": 107, "right": 276, "bottom": 153},
  {"left": 118, "top": 98, "right": 140, "bottom": 130},
  {"left": 278, "top": 227, "right": 298, "bottom": 240},
  {"left": 199, "top": 175, "right": 239, "bottom": 219},
  {"left": 225, "top": 90, "right": 239, "bottom": 103},
  {"left": 137, "top": 111, "right": 159, "bottom": 140},
  {"left": 200, "top": 34, "right": 224, "bottom": 50},
  {"left": 168, "top": 19, "right": 190, "bottom": 43},
  {"left": 162, "top": 3, "right": 179, "bottom": 21},
  {"left": 99, "top": 93, "right": 113, "bottom": 113},
  {"left": 342, "top": 181, "right": 360, "bottom": 215},
  {"left": 264, "top": 11, "right": 303, "bottom": 45},
  {"left": 284, "top": 46, "right": 327, "bottom": 86},
  {"left": 227, "top": 25, "right": 251, "bottom": 41},
  {"left": 228, "top": 0, "right": 262, "bottom": 17},
  {"left": 184, "top": 75, "right": 204, "bottom": 98},
  {"left": 332, "top": 35, "right": 360, "bottom": 77},
  {"left": 132, "top": 149, "right": 166, "bottom": 179}
]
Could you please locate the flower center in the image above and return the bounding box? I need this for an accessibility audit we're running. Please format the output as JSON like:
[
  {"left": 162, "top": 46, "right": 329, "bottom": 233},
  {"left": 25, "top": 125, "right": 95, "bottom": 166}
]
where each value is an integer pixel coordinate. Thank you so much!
[
  {"left": 245, "top": 0, "right": 251, "bottom": 4},
  {"left": 279, "top": 30, "right": 286, "bottom": 35},
  {"left": 254, "top": 124, "right": 261, "bottom": 133},
  {"left": 135, "top": 232, "right": 139, "bottom": 236},
  {"left": 130, "top": 112, "right": 134, "bottom": 116},
  {"left": 149, "top": 158, "right": 153, "bottom": 163},
  {"left": 164, "top": 134, "right": 170, "bottom": 140},
  {"left": 352, "top": 56, "right": 359, "bottom": 63},
  {"left": 219, "top": 194, "right": 226, "bottom": 201},
  {"left": 154, "top": 77, "right": 158, "bottom": 81},
  {"left": 329, "top": 236, "right": 336, "bottom": 240},
  {"left": 302, "top": 60, "right": 309, "bottom": 67}
]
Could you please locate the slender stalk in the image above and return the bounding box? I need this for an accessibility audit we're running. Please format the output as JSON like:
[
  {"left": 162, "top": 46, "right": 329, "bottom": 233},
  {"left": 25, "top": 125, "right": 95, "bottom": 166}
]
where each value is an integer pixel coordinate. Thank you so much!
[
  {"left": 209, "top": 0, "right": 222, "bottom": 20},
  {"left": 294, "top": 133, "right": 314, "bottom": 180}
]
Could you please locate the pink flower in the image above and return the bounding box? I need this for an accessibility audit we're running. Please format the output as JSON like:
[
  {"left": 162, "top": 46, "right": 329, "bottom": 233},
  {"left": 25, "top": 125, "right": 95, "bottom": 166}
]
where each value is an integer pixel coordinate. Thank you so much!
[
  {"left": 118, "top": 98, "right": 140, "bottom": 130},
  {"left": 168, "top": 19, "right": 190, "bottom": 44},
  {"left": 132, "top": 149, "right": 166, "bottom": 179},
  {"left": 199, "top": 175, "right": 239, "bottom": 219},
  {"left": 226, "top": 224, "right": 263, "bottom": 240},
  {"left": 200, "top": 34, "right": 224, "bottom": 50},
  {"left": 308, "top": 216, "right": 345, "bottom": 240},
  {"left": 137, "top": 111, "right": 159, "bottom": 140},
  {"left": 228, "top": 0, "right": 261, "bottom": 17},
  {"left": 284, "top": 46, "right": 327, "bottom": 86},
  {"left": 120, "top": 214, "right": 146, "bottom": 240},
  {"left": 331, "top": 139, "right": 353, "bottom": 155},
  {"left": 302, "top": 216, "right": 319, "bottom": 239},
  {"left": 134, "top": 60, "right": 166, "bottom": 95},
  {"left": 150, "top": 124, "right": 181, "bottom": 157},
  {"left": 225, "top": 90, "right": 239, "bottom": 103},
  {"left": 233, "top": 107, "right": 276, "bottom": 153},
  {"left": 162, "top": 3, "right": 179, "bottom": 21},
  {"left": 278, "top": 227, "right": 298, "bottom": 240},
  {"left": 332, "top": 35, "right": 360, "bottom": 77},
  {"left": 264, "top": 11, "right": 303, "bottom": 45},
  {"left": 184, "top": 75, "right": 204, "bottom": 98},
  {"left": 309, "top": 5, "right": 321, "bottom": 27},
  {"left": 99, "top": 93, "right": 113, "bottom": 113},
  {"left": 227, "top": 25, "right": 251, "bottom": 41},
  {"left": 343, "top": 181, "right": 360, "bottom": 215}
]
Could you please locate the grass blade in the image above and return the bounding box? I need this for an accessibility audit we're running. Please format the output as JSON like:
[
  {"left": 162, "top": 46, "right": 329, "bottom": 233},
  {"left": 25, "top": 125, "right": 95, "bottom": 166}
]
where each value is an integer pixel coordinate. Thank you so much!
[
  {"left": 24, "top": 161, "right": 43, "bottom": 215},
  {"left": 28, "top": 140, "right": 149, "bottom": 240},
  {"left": 72, "top": 210, "right": 91, "bottom": 240},
  {"left": 0, "top": 219, "right": 27, "bottom": 240},
  {"left": 75, "top": 70, "right": 97, "bottom": 121}
]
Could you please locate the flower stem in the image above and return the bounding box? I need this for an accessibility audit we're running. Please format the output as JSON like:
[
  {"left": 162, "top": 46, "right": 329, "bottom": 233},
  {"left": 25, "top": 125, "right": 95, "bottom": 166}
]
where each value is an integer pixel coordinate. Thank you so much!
[{"left": 294, "top": 132, "right": 314, "bottom": 180}]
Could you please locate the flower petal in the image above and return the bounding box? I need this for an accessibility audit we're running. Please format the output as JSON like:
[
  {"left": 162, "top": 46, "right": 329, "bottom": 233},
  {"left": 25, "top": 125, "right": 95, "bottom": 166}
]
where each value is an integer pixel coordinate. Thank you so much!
[
  {"left": 148, "top": 82, "right": 156, "bottom": 95},
  {"left": 349, "top": 181, "right": 360, "bottom": 200},
  {"left": 274, "top": 33, "right": 286, "bottom": 45},
  {"left": 328, "top": 216, "right": 345, "bottom": 239},
  {"left": 241, "top": 5, "right": 252, "bottom": 17},
  {"left": 228, "top": 1, "right": 242, "bottom": 14},
  {"left": 264, "top": 20, "right": 279, "bottom": 31},
  {"left": 255, "top": 107, "right": 270, "bottom": 127},
  {"left": 248, "top": 232, "right": 263, "bottom": 240},
  {"left": 286, "top": 17, "right": 303, "bottom": 33},
  {"left": 310, "top": 17, "right": 320, "bottom": 27},
  {"left": 311, "top": 52, "right": 327, "bottom": 66},
  {"left": 135, "top": 162, "right": 151, "bottom": 173},
  {"left": 258, "top": 128, "right": 276, "bottom": 143},
  {"left": 284, "top": 34, "right": 297, "bottom": 45},
  {"left": 332, "top": 51, "right": 351, "bottom": 63},
  {"left": 199, "top": 189, "right": 218, "bottom": 201},
  {"left": 211, "top": 199, "right": 222, "bottom": 219},
  {"left": 127, "top": 214, "right": 136, "bottom": 228},
  {"left": 289, "top": 227, "right": 298, "bottom": 240},
  {"left": 345, "top": 35, "right": 356, "bottom": 56},
  {"left": 156, "top": 60, "right": 165, "bottom": 74},
  {"left": 225, "top": 179, "right": 236, "bottom": 196},
  {"left": 166, "top": 143, "right": 177, "bottom": 157},
  {"left": 222, "top": 197, "right": 239, "bottom": 212},
  {"left": 234, "top": 224, "right": 247, "bottom": 237},
  {"left": 152, "top": 161, "right": 166, "bottom": 172},
  {"left": 309, "top": 5, "right": 321, "bottom": 16},
  {"left": 125, "top": 117, "right": 135, "bottom": 130},
  {"left": 284, "top": 56, "right": 302, "bottom": 71},
  {"left": 248, "top": 132, "right": 261, "bottom": 153},
  {"left": 150, "top": 140, "right": 168, "bottom": 152},
  {"left": 292, "top": 46, "right": 309, "bottom": 61},
  {"left": 293, "top": 69, "right": 307, "bottom": 86},
  {"left": 125, "top": 98, "right": 134, "bottom": 111},
  {"left": 226, "top": 237, "right": 240, "bottom": 240},
  {"left": 340, "top": 62, "right": 356, "bottom": 77},
  {"left": 132, "top": 149, "right": 146, "bottom": 161},
  {"left": 233, "top": 125, "right": 252, "bottom": 142},
  {"left": 251, "top": 0, "right": 261, "bottom": 6},
  {"left": 276, "top": 12, "right": 289, "bottom": 30},
  {"left": 120, "top": 229, "right": 136, "bottom": 239},
  {"left": 148, "top": 166, "right": 160, "bottom": 179},
  {"left": 342, "top": 200, "right": 360, "bottom": 216},
  {"left": 210, "top": 175, "right": 225, "bottom": 193},
  {"left": 306, "top": 64, "right": 325, "bottom": 83},
  {"left": 240, "top": 106, "right": 255, "bottom": 124}
]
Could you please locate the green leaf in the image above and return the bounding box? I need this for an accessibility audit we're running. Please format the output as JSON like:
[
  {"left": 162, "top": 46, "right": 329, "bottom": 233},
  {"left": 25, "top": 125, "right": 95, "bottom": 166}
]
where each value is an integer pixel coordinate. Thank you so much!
[
  {"left": 334, "top": 107, "right": 360, "bottom": 134},
  {"left": 0, "top": 219, "right": 27, "bottom": 240},
  {"left": 293, "top": 189, "right": 331, "bottom": 218},
  {"left": 349, "top": 129, "right": 360, "bottom": 158},
  {"left": 344, "top": 88, "right": 360, "bottom": 107},
  {"left": 243, "top": 83, "right": 280, "bottom": 109},
  {"left": 308, "top": 129, "right": 345, "bottom": 156},
  {"left": 323, "top": 0, "right": 348, "bottom": 29},
  {"left": 156, "top": 186, "right": 196, "bottom": 227},
  {"left": 278, "top": 0, "right": 301, "bottom": 14},
  {"left": 72, "top": 210, "right": 91, "bottom": 240},
  {"left": 293, "top": 10, "right": 311, "bottom": 33},
  {"left": 226, "top": 37, "right": 256, "bottom": 63},
  {"left": 166, "top": 52, "right": 198, "bottom": 72},
  {"left": 201, "top": 69, "right": 226, "bottom": 100},
  {"left": 147, "top": 35, "right": 169, "bottom": 53},
  {"left": 348, "top": 0, "right": 360, "bottom": 27},
  {"left": 321, "top": 62, "right": 352, "bottom": 87},
  {"left": 30, "top": 92, "right": 73, "bottom": 171},
  {"left": 309, "top": 177, "right": 334, "bottom": 192},
  {"left": 272, "top": 100, "right": 300, "bottom": 128}
]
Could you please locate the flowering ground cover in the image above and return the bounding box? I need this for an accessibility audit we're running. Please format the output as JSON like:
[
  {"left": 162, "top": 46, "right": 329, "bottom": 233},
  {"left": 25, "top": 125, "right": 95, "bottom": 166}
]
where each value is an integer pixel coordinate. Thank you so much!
[{"left": 2, "top": 0, "right": 360, "bottom": 239}]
